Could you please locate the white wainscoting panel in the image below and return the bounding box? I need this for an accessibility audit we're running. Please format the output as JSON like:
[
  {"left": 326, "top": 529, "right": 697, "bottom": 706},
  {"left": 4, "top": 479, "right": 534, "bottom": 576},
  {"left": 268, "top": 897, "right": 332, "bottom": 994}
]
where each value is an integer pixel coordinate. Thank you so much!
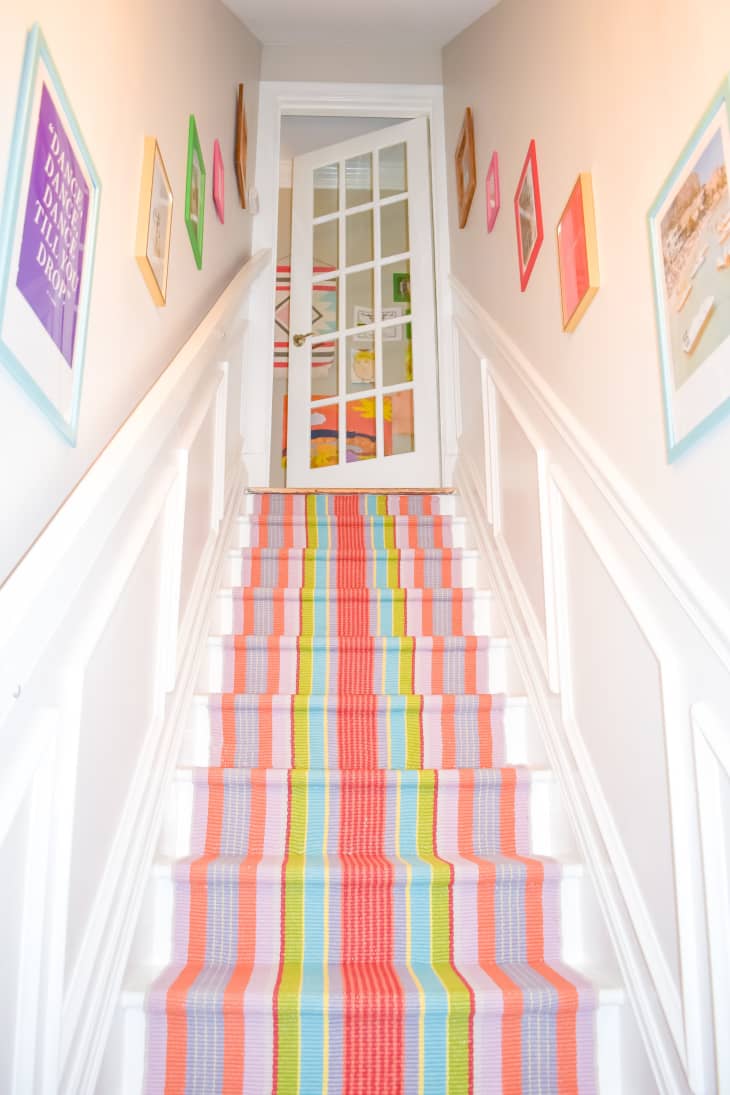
[
  {"left": 0, "top": 252, "right": 268, "bottom": 1094},
  {"left": 450, "top": 274, "right": 721, "bottom": 1094}
]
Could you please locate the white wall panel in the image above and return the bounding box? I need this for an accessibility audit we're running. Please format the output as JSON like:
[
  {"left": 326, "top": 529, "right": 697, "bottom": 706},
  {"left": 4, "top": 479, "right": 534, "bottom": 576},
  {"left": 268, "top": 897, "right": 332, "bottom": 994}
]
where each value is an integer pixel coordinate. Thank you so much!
[
  {"left": 0, "top": 798, "right": 29, "bottom": 1081},
  {"left": 179, "top": 406, "right": 217, "bottom": 625}
]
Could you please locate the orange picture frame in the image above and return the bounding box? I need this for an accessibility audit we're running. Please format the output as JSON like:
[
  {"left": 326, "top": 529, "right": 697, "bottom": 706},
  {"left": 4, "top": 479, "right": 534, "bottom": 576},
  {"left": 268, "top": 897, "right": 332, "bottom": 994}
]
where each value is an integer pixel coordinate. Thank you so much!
[
  {"left": 556, "top": 172, "right": 600, "bottom": 332},
  {"left": 235, "top": 83, "right": 248, "bottom": 209}
]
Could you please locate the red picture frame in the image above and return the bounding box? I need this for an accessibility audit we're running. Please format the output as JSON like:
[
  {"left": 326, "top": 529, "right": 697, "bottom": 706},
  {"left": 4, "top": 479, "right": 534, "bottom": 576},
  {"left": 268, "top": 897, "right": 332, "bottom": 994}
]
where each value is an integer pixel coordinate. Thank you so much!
[
  {"left": 556, "top": 172, "right": 599, "bottom": 331},
  {"left": 486, "top": 151, "right": 500, "bottom": 232},
  {"left": 212, "top": 139, "right": 224, "bottom": 223},
  {"left": 514, "top": 139, "right": 544, "bottom": 290}
]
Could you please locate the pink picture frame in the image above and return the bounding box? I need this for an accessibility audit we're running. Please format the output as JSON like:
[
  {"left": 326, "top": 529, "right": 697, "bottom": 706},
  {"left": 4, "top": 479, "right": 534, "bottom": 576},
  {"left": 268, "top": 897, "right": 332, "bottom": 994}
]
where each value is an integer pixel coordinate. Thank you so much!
[
  {"left": 514, "top": 139, "right": 544, "bottom": 291},
  {"left": 557, "top": 172, "right": 600, "bottom": 332},
  {"left": 486, "top": 151, "right": 500, "bottom": 232},
  {"left": 212, "top": 139, "right": 224, "bottom": 223}
]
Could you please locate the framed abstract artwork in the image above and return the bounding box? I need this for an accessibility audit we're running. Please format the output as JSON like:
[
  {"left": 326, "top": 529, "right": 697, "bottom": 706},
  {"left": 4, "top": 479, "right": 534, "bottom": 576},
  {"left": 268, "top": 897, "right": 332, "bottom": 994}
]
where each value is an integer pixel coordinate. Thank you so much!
[
  {"left": 392, "top": 272, "right": 411, "bottom": 302},
  {"left": 556, "top": 172, "right": 599, "bottom": 332},
  {"left": 235, "top": 83, "right": 248, "bottom": 209},
  {"left": 135, "top": 137, "right": 173, "bottom": 306},
  {"left": 0, "top": 24, "right": 101, "bottom": 444},
  {"left": 212, "top": 139, "right": 224, "bottom": 223},
  {"left": 649, "top": 77, "right": 730, "bottom": 460},
  {"left": 184, "top": 114, "right": 205, "bottom": 269},
  {"left": 486, "top": 150, "right": 500, "bottom": 232},
  {"left": 514, "top": 139, "right": 544, "bottom": 291},
  {"left": 455, "top": 107, "right": 476, "bottom": 229}
]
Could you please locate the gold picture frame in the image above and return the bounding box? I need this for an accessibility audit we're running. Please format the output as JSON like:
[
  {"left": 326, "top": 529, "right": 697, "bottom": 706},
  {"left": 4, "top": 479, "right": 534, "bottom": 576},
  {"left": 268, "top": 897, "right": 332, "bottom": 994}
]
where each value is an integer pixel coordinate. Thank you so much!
[
  {"left": 455, "top": 107, "right": 477, "bottom": 229},
  {"left": 556, "top": 172, "right": 600, "bottom": 332},
  {"left": 235, "top": 83, "right": 248, "bottom": 209},
  {"left": 135, "top": 137, "right": 173, "bottom": 306}
]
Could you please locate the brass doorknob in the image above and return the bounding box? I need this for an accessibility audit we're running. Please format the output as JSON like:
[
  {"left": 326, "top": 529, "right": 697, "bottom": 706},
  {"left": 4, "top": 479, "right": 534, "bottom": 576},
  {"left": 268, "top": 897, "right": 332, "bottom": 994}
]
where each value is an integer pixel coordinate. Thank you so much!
[{"left": 293, "top": 331, "right": 313, "bottom": 347}]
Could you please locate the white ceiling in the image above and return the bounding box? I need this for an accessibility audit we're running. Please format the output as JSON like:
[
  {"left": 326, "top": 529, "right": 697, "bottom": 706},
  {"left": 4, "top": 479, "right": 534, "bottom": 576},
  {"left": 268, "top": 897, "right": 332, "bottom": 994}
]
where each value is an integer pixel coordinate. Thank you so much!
[{"left": 223, "top": 0, "right": 501, "bottom": 47}]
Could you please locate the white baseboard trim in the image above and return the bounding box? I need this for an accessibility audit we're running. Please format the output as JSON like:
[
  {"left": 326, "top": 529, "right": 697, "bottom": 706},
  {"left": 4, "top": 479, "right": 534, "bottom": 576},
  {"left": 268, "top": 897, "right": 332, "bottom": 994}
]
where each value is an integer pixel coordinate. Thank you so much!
[{"left": 59, "top": 462, "right": 246, "bottom": 1095}]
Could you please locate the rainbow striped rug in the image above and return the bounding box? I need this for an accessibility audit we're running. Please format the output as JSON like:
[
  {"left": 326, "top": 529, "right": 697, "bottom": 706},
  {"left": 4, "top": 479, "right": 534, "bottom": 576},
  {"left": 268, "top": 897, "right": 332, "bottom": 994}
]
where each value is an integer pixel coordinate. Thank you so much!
[{"left": 145, "top": 493, "right": 597, "bottom": 1093}]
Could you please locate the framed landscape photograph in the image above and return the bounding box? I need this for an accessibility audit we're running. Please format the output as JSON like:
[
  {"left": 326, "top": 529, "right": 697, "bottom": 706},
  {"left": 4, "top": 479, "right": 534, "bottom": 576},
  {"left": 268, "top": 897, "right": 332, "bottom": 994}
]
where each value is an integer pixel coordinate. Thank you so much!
[
  {"left": 135, "top": 137, "right": 173, "bottom": 306},
  {"left": 185, "top": 114, "right": 205, "bottom": 269},
  {"left": 486, "top": 150, "right": 500, "bottom": 233},
  {"left": 212, "top": 138, "right": 224, "bottom": 223},
  {"left": 0, "top": 24, "right": 101, "bottom": 444},
  {"left": 649, "top": 78, "right": 730, "bottom": 460},
  {"left": 455, "top": 107, "right": 476, "bottom": 229},
  {"left": 514, "top": 139, "right": 544, "bottom": 291},
  {"left": 235, "top": 83, "right": 248, "bottom": 209},
  {"left": 557, "top": 172, "right": 600, "bottom": 332}
]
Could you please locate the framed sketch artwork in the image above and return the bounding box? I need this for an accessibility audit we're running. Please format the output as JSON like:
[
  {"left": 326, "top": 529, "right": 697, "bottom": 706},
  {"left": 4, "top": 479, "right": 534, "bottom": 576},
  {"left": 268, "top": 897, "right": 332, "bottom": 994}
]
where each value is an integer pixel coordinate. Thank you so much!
[
  {"left": 184, "top": 114, "right": 206, "bottom": 269},
  {"left": 135, "top": 137, "right": 173, "bottom": 306},
  {"left": 514, "top": 139, "right": 544, "bottom": 291},
  {"left": 0, "top": 25, "right": 101, "bottom": 443}
]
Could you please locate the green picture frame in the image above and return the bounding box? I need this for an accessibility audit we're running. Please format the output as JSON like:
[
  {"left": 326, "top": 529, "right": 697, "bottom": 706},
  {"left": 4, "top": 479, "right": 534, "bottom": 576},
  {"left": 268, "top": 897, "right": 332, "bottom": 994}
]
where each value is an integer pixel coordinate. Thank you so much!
[
  {"left": 184, "top": 114, "right": 205, "bottom": 269},
  {"left": 392, "top": 272, "right": 411, "bottom": 302}
]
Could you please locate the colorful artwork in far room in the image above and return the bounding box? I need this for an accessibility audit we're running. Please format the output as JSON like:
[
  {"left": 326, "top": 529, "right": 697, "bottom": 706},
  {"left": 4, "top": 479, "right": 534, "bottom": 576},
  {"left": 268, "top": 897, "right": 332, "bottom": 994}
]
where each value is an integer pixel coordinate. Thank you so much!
[
  {"left": 514, "top": 139, "right": 544, "bottom": 290},
  {"left": 281, "top": 396, "right": 395, "bottom": 468},
  {"left": 649, "top": 77, "right": 730, "bottom": 460},
  {"left": 486, "top": 151, "right": 500, "bottom": 232},
  {"left": 212, "top": 139, "right": 224, "bottom": 223},
  {"left": 274, "top": 260, "right": 336, "bottom": 371},
  {"left": 0, "top": 24, "right": 101, "bottom": 444}
]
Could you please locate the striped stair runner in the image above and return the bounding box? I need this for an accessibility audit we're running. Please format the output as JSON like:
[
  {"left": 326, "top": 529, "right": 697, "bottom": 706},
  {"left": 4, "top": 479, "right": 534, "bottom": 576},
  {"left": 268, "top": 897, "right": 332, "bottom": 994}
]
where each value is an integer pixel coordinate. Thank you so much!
[{"left": 144, "top": 493, "right": 598, "bottom": 1093}]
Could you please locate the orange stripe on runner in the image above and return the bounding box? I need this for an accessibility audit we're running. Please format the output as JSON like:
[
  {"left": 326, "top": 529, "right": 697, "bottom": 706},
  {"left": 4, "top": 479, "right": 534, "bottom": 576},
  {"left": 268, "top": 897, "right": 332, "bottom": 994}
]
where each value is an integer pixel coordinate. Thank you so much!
[{"left": 479, "top": 695, "right": 494, "bottom": 768}]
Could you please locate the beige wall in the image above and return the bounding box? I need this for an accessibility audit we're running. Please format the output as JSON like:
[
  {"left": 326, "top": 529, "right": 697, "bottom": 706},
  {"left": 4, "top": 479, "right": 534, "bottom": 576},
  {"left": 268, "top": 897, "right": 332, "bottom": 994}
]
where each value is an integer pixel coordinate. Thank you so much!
[
  {"left": 443, "top": 0, "right": 730, "bottom": 604},
  {"left": 0, "top": 0, "right": 261, "bottom": 581},
  {"left": 262, "top": 42, "right": 442, "bottom": 84}
]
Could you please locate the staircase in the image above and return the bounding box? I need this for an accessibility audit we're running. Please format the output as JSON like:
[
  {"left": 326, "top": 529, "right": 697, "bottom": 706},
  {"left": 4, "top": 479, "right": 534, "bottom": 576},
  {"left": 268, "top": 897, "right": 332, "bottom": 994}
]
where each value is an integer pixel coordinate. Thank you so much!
[{"left": 115, "top": 491, "right": 624, "bottom": 1093}]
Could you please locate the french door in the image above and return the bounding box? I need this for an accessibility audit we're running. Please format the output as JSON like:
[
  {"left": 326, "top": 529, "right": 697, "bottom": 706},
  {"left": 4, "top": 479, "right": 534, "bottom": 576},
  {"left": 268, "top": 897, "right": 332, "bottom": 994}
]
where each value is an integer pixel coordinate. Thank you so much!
[{"left": 286, "top": 117, "right": 441, "bottom": 487}]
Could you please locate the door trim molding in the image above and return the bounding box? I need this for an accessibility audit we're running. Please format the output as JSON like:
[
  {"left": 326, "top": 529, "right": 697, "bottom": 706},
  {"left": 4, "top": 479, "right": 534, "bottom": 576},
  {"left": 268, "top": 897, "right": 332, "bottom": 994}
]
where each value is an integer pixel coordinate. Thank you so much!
[{"left": 249, "top": 81, "right": 455, "bottom": 488}]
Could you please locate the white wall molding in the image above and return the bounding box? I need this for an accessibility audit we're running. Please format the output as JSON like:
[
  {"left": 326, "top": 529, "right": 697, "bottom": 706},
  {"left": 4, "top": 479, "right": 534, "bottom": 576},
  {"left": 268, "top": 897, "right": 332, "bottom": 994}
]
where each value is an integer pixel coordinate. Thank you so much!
[
  {"left": 0, "top": 253, "right": 267, "bottom": 1093},
  {"left": 450, "top": 276, "right": 723, "bottom": 1092},
  {"left": 451, "top": 274, "right": 730, "bottom": 677},
  {"left": 251, "top": 81, "right": 455, "bottom": 487}
]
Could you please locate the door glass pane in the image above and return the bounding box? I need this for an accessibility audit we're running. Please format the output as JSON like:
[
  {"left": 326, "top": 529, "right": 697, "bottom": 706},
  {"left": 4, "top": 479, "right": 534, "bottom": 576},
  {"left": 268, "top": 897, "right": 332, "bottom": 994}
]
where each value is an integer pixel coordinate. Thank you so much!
[
  {"left": 312, "top": 275, "right": 339, "bottom": 338},
  {"left": 314, "top": 164, "right": 339, "bottom": 217},
  {"left": 313, "top": 218, "right": 338, "bottom": 268},
  {"left": 346, "top": 396, "right": 377, "bottom": 462},
  {"left": 311, "top": 401, "right": 339, "bottom": 469},
  {"left": 379, "top": 143, "right": 407, "bottom": 199},
  {"left": 381, "top": 259, "right": 411, "bottom": 314},
  {"left": 346, "top": 209, "right": 374, "bottom": 267},
  {"left": 346, "top": 153, "right": 373, "bottom": 208},
  {"left": 383, "top": 322, "right": 413, "bottom": 387},
  {"left": 311, "top": 338, "right": 338, "bottom": 399},
  {"left": 346, "top": 267, "right": 374, "bottom": 330},
  {"left": 346, "top": 329, "right": 375, "bottom": 394},
  {"left": 380, "top": 200, "right": 409, "bottom": 259},
  {"left": 384, "top": 390, "right": 415, "bottom": 456}
]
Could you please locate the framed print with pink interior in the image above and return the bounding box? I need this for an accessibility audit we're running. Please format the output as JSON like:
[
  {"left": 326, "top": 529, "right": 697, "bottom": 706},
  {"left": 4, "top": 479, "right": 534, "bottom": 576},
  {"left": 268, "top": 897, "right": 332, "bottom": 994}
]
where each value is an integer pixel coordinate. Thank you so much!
[
  {"left": 0, "top": 24, "right": 101, "bottom": 444},
  {"left": 557, "top": 172, "right": 599, "bottom": 332},
  {"left": 514, "top": 139, "right": 544, "bottom": 290},
  {"left": 213, "top": 139, "right": 224, "bottom": 223},
  {"left": 486, "top": 151, "right": 500, "bottom": 232}
]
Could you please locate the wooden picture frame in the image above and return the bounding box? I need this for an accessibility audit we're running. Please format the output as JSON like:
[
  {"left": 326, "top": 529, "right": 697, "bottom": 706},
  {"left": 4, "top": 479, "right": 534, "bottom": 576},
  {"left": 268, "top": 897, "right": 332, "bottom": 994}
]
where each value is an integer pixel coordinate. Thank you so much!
[
  {"left": 212, "top": 138, "right": 224, "bottom": 224},
  {"left": 0, "top": 24, "right": 101, "bottom": 444},
  {"left": 184, "top": 114, "right": 205, "bottom": 269},
  {"left": 135, "top": 137, "right": 173, "bottom": 306},
  {"left": 235, "top": 83, "right": 248, "bottom": 209},
  {"left": 486, "top": 150, "right": 500, "bottom": 232},
  {"left": 557, "top": 172, "right": 599, "bottom": 332},
  {"left": 455, "top": 107, "right": 476, "bottom": 229},
  {"left": 514, "top": 139, "right": 544, "bottom": 291}
]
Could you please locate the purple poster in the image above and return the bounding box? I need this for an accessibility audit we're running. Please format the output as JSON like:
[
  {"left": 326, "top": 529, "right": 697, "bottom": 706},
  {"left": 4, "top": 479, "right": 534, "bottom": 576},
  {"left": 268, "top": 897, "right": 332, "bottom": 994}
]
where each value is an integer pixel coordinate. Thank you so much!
[{"left": 16, "top": 83, "right": 89, "bottom": 369}]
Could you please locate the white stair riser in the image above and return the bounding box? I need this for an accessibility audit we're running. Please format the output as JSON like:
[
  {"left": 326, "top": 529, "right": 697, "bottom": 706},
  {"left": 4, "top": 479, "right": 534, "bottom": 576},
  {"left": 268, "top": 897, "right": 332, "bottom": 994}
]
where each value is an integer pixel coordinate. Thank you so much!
[
  {"left": 210, "top": 589, "right": 500, "bottom": 636},
  {"left": 234, "top": 515, "right": 473, "bottom": 549},
  {"left": 160, "top": 770, "right": 569, "bottom": 862},
  {"left": 181, "top": 696, "right": 545, "bottom": 769},
  {"left": 199, "top": 639, "right": 523, "bottom": 695}
]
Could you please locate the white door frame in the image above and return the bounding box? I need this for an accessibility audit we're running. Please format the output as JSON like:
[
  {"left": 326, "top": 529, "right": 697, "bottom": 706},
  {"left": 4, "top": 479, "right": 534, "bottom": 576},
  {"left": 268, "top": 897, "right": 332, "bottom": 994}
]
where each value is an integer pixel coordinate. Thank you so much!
[{"left": 246, "top": 81, "right": 458, "bottom": 488}]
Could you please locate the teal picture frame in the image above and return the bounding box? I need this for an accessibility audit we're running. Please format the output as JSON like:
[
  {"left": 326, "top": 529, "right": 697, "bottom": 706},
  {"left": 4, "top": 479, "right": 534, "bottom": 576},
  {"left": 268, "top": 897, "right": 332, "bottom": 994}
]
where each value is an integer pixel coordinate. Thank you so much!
[
  {"left": 648, "top": 77, "right": 730, "bottom": 462},
  {"left": 0, "top": 24, "right": 101, "bottom": 445},
  {"left": 184, "top": 115, "right": 206, "bottom": 270}
]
